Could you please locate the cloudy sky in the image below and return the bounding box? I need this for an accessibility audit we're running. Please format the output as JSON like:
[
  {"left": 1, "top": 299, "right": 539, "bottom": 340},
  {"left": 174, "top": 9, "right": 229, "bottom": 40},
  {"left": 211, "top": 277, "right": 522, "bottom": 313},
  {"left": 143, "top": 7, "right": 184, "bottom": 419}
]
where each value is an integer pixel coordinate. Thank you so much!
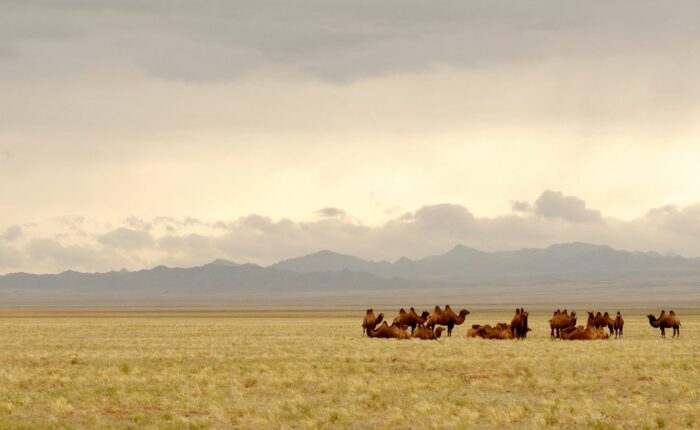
[{"left": 2, "top": 1, "right": 700, "bottom": 273}]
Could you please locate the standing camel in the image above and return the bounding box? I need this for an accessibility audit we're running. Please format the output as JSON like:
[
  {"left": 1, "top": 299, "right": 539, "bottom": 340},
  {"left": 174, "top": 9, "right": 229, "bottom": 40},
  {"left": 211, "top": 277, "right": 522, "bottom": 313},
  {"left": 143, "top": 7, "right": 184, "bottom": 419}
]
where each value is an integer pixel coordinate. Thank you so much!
[
  {"left": 594, "top": 312, "right": 615, "bottom": 337},
  {"left": 510, "top": 308, "right": 529, "bottom": 340},
  {"left": 647, "top": 310, "right": 681, "bottom": 338},
  {"left": 613, "top": 311, "right": 624, "bottom": 339},
  {"left": 550, "top": 309, "right": 577, "bottom": 339},
  {"left": 393, "top": 307, "right": 430, "bottom": 334},
  {"left": 427, "top": 305, "right": 469, "bottom": 336}
]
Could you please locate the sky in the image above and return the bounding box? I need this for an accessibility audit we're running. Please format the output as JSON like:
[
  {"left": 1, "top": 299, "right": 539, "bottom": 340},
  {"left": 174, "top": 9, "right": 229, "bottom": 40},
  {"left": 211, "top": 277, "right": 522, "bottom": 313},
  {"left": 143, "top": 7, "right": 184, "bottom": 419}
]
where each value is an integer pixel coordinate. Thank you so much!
[{"left": 2, "top": 1, "right": 700, "bottom": 273}]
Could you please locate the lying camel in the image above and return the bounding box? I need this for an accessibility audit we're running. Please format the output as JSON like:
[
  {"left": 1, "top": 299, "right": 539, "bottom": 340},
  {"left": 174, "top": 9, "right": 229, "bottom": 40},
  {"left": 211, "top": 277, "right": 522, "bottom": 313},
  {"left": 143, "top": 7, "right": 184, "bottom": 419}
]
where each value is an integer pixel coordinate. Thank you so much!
[
  {"left": 647, "top": 310, "right": 681, "bottom": 338},
  {"left": 412, "top": 325, "right": 444, "bottom": 340},
  {"left": 560, "top": 325, "right": 608, "bottom": 340},
  {"left": 427, "top": 305, "right": 469, "bottom": 336},
  {"left": 361, "top": 309, "right": 383, "bottom": 336},
  {"left": 613, "top": 311, "right": 624, "bottom": 339},
  {"left": 510, "top": 308, "right": 529, "bottom": 340},
  {"left": 366, "top": 321, "right": 410, "bottom": 339},
  {"left": 549, "top": 309, "right": 577, "bottom": 339},
  {"left": 468, "top": 323, "right": 514, "bottom": 340},
  {"left": 393, "top": 307, "right": 430, "bottom": 334}
]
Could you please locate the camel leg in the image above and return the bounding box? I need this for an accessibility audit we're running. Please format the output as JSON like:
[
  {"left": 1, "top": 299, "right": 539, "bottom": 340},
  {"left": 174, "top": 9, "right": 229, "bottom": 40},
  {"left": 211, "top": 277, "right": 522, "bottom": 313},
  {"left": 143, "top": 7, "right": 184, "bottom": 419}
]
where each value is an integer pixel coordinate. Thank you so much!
[
  {"left": 447, "top": 322, "right": 454, "bottom": 337},
  {"left": 660, "top": 327, "right": 665, "bottom": 338}
]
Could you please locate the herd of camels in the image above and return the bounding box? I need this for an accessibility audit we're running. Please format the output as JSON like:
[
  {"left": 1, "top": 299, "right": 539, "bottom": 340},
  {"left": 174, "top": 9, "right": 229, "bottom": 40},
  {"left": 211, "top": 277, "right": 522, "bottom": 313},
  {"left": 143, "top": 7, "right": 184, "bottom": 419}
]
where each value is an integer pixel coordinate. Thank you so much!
[{"left": 361, "top": 306, "right": 682, "bottom": 340}]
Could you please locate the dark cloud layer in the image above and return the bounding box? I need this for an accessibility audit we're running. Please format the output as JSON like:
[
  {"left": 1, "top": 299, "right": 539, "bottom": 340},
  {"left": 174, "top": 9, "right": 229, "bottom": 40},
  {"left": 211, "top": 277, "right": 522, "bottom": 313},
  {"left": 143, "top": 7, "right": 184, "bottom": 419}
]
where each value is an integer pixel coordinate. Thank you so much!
[{"left": 3, "top": 1, "right": 700, "bottom": 82}]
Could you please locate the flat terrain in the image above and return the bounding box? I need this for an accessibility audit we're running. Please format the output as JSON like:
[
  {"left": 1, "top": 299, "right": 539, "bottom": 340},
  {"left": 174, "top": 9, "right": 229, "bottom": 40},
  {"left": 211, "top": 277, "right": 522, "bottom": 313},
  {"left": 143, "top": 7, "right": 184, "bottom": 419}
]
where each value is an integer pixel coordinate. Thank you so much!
[{"left": 0, "top": 308, "right": 698, "bottom": 429}]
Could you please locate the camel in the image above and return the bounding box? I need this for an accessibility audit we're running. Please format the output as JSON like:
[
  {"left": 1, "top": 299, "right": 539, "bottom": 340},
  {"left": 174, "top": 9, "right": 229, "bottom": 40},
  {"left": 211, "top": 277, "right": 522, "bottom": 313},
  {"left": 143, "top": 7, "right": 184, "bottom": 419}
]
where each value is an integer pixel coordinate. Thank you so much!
[
  {"left": 549, "top": 309, "right": 577, "bottom": 339},
  {"left": 361, "top": 309, "right": 383, "bottom": 336},
  {"left": 560, "top": 325, "right": 608, "bottom": 340},
  {"left": 366, "top": 321, "right": 410, "bottom": 339},
  {"left": 393, "top": 307, "right": 430, "bottom": 334},
  {"left": 613, "top": 311, "right": 624, "bottom": 339},
  {"left": 593, "top": 311, "right": 615, "bottom": 336},
  {"left": 510, "top": 308, "right": 529, "bottom": 340},
  {"left": 412, "top": 325, "right": 444, "bottom": 340},
  {"left": 427, "top": 305, "right": 469, "bottom": 336},
  {"left": 647, "top": 310, "right": 681, "bottom": 338},
  {"left": 468, "top": 323, "right": 514, "bottom": 340}
]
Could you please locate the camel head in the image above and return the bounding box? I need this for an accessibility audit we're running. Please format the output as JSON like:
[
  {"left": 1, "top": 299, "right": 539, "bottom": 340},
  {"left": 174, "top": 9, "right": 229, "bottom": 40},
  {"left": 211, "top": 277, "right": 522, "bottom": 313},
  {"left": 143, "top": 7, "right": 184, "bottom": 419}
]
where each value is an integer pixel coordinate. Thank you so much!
[
  {"left": 459, "top": 309, "right": 470, "bottom": 317},
  {"left": 646, "top": 314, "right": 656, "bottom": 322},
  {"left": 616, "top": 311, "right": 621, "bottom": 317},
  {"left": 375, "top": 313, "right": 384, "bottom": 325}
]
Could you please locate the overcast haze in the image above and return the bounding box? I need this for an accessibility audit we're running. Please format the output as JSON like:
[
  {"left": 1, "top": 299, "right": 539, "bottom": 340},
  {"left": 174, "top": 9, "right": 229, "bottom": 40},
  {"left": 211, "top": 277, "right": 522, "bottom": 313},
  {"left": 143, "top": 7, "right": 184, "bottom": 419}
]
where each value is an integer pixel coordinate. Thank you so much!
[{"left": 2, "top": 1, "right": 700, "bottom": 274}]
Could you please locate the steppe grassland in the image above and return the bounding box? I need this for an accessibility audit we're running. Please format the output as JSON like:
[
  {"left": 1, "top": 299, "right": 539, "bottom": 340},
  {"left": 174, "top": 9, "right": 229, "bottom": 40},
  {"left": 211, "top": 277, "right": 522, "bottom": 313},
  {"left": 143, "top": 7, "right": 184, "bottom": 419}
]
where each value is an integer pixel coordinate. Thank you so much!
[{"left": 0, "top": 309, "right": 698, "bottom": 429}]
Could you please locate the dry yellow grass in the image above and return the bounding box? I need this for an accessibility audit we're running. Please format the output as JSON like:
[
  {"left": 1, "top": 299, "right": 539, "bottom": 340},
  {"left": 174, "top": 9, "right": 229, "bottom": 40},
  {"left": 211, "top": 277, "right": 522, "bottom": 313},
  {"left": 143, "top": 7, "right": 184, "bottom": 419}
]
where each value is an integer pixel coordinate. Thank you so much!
[{"left": 0, "top": 309, "right": 698, "bottom": 429}]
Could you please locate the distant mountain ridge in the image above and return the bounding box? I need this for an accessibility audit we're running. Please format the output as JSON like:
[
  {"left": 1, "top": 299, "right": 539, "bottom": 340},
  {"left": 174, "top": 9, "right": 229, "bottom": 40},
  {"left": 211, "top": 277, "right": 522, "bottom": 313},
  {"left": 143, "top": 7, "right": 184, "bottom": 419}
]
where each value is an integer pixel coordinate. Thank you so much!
[
  {"left": 272, "top": 242, "right": 696, "bottom": 281},
  {"left": 1, "top": 242, "right": 699, "bottom": 305}
]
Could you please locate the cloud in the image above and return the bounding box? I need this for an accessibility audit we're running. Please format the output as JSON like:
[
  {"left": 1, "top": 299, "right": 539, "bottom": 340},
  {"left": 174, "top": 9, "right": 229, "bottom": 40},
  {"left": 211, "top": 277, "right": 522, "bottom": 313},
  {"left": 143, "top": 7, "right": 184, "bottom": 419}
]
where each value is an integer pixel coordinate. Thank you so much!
[
  {"left": 533, "top": 190, "right": 602, "bottom": 223},
  {"left": 3, "top": 2, "right": 700, "bottom": 83},
  {"left": 645, "top": 204, "right": 700, "bottom": 237},
  {"left": 510, "top": 201, "right": 532, "bottom": 213},
  {"left": 315, "top": 207, "right": 346, "bottom": 219},
  {"left": 97, "top": 227, "right": 154, "bottom": 250},
  {"left": 6, "top": 191, "right": 700, "bottom": 274},
  {"left": 0, "top": 244, "right": 21, "bottom": 268},
  {"left": 26, "top": 238, "right": 125, "bottom": 272},
  {"left": 0, "top": 225, "right": 23, "bottom": 241}
]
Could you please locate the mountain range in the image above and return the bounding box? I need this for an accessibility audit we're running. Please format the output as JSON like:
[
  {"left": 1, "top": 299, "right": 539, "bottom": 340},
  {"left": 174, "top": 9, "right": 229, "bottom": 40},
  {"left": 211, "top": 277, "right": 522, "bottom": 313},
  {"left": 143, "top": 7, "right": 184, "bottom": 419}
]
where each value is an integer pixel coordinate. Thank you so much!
[{"left": 1, "top": 242, "right": 699, "bottom": 306}]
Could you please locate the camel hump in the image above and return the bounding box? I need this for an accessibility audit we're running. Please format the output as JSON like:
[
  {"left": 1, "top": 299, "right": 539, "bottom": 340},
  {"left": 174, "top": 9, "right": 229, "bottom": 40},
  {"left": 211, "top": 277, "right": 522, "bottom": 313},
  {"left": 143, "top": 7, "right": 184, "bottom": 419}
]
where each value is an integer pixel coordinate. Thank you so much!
[
  {"left": 410, "top": 307, "right": 415, "bottom": 311},
  {"left": 670, "top": 310, "right": 676, "bottom": 315}
]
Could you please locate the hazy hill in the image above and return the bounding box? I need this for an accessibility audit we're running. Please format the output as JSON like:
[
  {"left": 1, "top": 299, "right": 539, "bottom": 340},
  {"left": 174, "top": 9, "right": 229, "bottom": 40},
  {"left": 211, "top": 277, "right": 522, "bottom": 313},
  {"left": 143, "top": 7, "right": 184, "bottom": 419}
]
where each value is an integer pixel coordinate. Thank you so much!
[
  {"left": 274, "top": 242, "right": 698, "bottom": 282},
  {"left": 1, "top": 242, "right": 699, "bottom": 305}
]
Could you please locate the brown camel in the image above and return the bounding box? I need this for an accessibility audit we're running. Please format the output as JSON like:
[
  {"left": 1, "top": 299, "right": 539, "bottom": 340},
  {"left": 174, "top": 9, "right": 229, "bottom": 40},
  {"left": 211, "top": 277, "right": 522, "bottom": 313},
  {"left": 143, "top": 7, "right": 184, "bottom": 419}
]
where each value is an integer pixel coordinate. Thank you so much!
[
  {"left": 613, "top": 311, "right": 624, "bottom": 339},
  {"left": 468, "top": 323, "right": 514, "bottom": 340},
  {"left": 412, "top": 325, "right": 444, "bottom": 340},
  {"left": 593, "top": 311, "right": 615, "bottom": 336},
  {"left": 549, "top": 309, "right": 577, "bottom": 339},
  {"left": 560, "top": 325, "right": 608, "bottom": 340},
  {"left": 393, "top": 307, "right": 430, "bottom": 334},
  {"left": 361, "top": 309, "right": 384, "bottom": 336},
  {"left": 647, "top": 310, "right": 681, "bottom": 338},
  {"left": 510, "top": 308, "right": 529, "bottom": 340},
  {"left": 366, "top": 321, "right": 410, "bottom": 339},
  {"left": 427, "top": 305, "right": 469, "bottom": 336}
]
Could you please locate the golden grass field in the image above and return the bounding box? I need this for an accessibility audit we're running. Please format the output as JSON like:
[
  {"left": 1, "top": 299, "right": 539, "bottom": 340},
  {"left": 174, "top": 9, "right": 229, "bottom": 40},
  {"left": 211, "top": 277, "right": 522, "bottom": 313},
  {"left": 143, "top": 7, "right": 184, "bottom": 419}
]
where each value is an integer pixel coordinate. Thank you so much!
[{"left": 0, "top": 308, "right": 698, "bottom": 429}]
